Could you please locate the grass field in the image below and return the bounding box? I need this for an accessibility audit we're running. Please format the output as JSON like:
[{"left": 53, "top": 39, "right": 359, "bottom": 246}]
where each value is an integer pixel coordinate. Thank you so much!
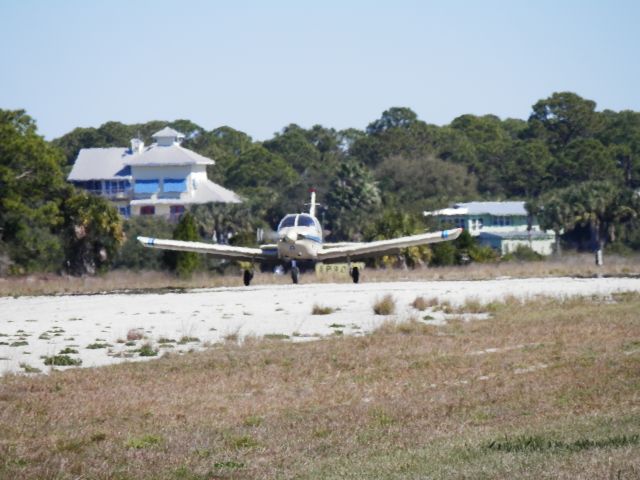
[
  {"left": 1, "top": 253, "right": 639, "bottom": 297},
  {"left": 1, "top": 293, "right": 639, "bottom": 478}
]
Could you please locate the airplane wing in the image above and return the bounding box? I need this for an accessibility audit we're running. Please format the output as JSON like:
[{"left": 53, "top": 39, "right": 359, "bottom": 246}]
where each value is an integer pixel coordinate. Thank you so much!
[
  {"left": 137, "top": 236, "right": 278, "bottom": 262},
  {"left": 316, "top": 228, "right": 462, "bottom": 262}
]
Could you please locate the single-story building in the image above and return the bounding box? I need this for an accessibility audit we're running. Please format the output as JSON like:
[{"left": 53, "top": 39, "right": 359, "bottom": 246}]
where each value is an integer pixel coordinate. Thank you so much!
[{"left": 424, "top": 201, "right": 556, "bottom": 256}]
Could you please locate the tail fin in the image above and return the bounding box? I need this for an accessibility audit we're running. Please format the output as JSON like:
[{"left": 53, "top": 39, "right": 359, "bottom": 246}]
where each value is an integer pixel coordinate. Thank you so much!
[{"left": 308, "top": 189, "right": 317, "bottom": 217}]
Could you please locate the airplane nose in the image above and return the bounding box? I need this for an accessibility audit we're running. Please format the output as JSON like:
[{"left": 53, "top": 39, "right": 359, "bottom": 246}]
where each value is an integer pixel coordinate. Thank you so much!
[{"left": 281, "top": 231, "right": 297, "bottom": 243}]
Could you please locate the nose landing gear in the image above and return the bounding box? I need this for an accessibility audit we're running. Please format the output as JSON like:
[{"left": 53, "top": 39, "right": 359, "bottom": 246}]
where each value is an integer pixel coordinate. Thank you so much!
[{"left": 290, "top": 260, "right": 300, "bottom": 284}]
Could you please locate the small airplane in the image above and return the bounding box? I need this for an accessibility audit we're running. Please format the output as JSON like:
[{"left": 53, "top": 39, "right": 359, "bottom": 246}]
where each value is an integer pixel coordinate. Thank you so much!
[{"left": 137, "top": 191, "right": 462, "bottom": 285}]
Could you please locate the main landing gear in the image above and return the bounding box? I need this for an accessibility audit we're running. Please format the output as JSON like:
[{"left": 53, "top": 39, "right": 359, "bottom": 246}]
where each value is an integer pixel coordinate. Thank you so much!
[{"left": 350, "top": 266, "right": 360, "bottom": 284}]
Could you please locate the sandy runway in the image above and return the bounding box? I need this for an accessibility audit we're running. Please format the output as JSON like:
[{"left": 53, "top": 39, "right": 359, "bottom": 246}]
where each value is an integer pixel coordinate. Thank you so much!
[{"left": 1, "top": 276, "right": 639, "bottom": 375}]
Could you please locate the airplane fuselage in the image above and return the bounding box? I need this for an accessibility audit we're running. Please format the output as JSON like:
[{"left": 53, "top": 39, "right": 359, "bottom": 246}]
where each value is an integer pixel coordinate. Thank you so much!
[{"left": 276, "top": 213, "right": 323, "bottom": 263}]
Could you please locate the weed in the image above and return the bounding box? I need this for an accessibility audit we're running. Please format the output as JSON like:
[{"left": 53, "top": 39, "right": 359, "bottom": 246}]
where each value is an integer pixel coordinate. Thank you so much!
[
  {"left": 126, "top": 434, "right": 163, "bottom": 449},
  {"left": 38, "top": 333, "right": 51, "bottom": 340},
  {"left": 90, "top": 432, "right": 106, "bottom": 442},
  {"left": 178, "top": 336, "right": 200, "bottom": 344},
  {"left": 312, "top": 304, "right": 336, "bottom": 315},
  {"left": 58, "top": 347, "right": 78, "bottom": 354},
  {"left": 86, "top": 343, "right": 110, "bottom": 349},
  {"left": 373, "top": 294, "right": 396, "bottom": 315},
  {"left": 243, "top": 415, "right": 263, "bottom": 427},
  {"left": 484, "top": 433, "right": 640, "bottom": 453},
  {"left": 10, "top": 341, "right": 28, "bottom": 347},
  {"left": 19, "top": 363, "right": 41, "bottom": 373},
  {"left": 138, "top": 343, "right": 158, "bottom": 357},
  {"left": 213, "top": 461, "right": 245, "bottom": 469},
  {"left": 329, "top": 323, "right": 346, "bottom": 328},
  {"left": 227, "top": 434, "right": 258, "bottom": 450},
  {"left": 411, "top": 296, "right": 438, "bottom": 311},
  {"left": 43, "top": 355, "right": 82, "bottom": 366},
  {"left": 264, "top": 333, "right": 289, "bottom": 340}
]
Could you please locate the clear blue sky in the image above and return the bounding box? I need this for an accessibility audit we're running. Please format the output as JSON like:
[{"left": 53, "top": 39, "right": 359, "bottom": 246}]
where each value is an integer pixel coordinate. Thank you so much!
[{"left": 1, "top": 0, "right": 639, "bottom": 140}]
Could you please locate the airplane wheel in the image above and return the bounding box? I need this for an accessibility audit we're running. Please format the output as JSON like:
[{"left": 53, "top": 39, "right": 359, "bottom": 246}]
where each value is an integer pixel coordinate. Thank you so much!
[
  {"left": 351, "top": 266, "right": 360, "bottom": 284},
  {"left": 291, "top": 266, "right": 300, "bottom": 284},
  {"left": 243, "top": 269, "right": 253, "bottom": 286}
]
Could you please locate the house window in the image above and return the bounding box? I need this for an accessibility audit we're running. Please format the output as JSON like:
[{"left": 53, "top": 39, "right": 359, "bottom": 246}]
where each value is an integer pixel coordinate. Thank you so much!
[
  {"left": 163, "top": 178, "right": 187, "bottom": 193},
  {"left": 118, "top": 206, "right": 131, "bottom": 217},
  {"left": 134, "top": 179, "right": 159, "bottom": 195},
  {"left": 170, "top": 205, "right": 185, "bottom": 215},
  {"left": 140, "top": 206, "right": 155, "bottom": 215}
]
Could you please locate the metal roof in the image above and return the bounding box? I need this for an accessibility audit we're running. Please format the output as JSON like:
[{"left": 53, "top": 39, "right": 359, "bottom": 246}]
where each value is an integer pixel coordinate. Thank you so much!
[
  {"left": 152, "top": 127, "right": 184, "bottom": 138},
  {"left": 67, "top": 148, "right": 133, "bottom": 181},
  {"left": 425, "top": 201, "right": 528, "bottom": 217},
  {"left": 479, "top": 230, "right": 555, "bottom": 240},
  {"left": 130, "top": 179, "right": 241, "bottom": 205},
  {"left": 125, "top": 144, "right": 214, "bottom": 166}
]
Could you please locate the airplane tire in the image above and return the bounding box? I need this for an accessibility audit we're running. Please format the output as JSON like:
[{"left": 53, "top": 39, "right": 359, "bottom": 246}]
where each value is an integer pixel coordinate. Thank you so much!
[
  {"left": 243, "top": 269, "right": 253, "bottom": 286},
  {"left": 351, "top": 266, "right": 360, "bottom": 284},
  {"left": 291, "top": 266, "right": 300, "bottom": 284}
]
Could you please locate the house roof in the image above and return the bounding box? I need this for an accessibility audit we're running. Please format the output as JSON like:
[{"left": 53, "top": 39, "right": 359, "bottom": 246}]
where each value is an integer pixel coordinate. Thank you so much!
[
  {"left": 67, "top": 148, "right": 133, "bottom": 181},
  {"left": 152, "top": 127, "right": 184, "bottom": 139},
  {"left": 125, "top": 144, "right": 214, "bottom": 167},
  {"left": 425, "top": 201, "right": 528, "bottom": 217},
  {"left": 479, "top": 230, "right": 555, "bottom": 240}
]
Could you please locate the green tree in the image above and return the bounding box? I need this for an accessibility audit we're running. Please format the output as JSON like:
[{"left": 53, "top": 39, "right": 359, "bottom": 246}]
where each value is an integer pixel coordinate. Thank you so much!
[
  {"left": 325, "top": 160, "right": 381, "bottom": 240},
  {"left": 527, "top": 92, "right": 601, "bottom": 152},
  {"left": 115, "top": 216, "right": 175, "bottom": 270},
  {"left": 165, "top": 212, "right": 200, "bottom": 278},
  {"left": 375, "top": 154, "right": 478, "bottom": 211},
  {"left": 0, "top": 110, "right": 68, "bottom": 272},
  {"left": 61, "top": 191, "right": 124, "bottom": 275},
  {"left": 363, "top": 209, "right": 432, "bottom": 267},
  {"left": 502, "top": 140, "right": 553, "bottom": 197}
]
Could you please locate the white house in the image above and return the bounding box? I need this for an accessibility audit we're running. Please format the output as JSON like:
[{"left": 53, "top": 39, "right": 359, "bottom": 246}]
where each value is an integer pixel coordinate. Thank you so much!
[
  {"left": 424, "top": 201, "right": 556, "bottom": 255},
  {"left": 68, "top": 127, "right": 241, "bottom": 219}
]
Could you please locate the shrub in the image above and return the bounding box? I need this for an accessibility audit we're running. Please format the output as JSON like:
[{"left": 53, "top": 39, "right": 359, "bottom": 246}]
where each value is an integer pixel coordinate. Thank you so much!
[
  {"left": 43, "top": 355, "right": 82, "bottom": 366},
  {"left": 59, "top": 347, "right": 78, "bottom": 354},
  {"left": 138, "top": 343, "right": 158, "bottom": 357},
  {"left": 502, "top": 245, "right": 544, "bottom": 262},
  {"left": 411, "top": 296, "right": 438, "bottom": 311},
  {"left": 373, "top": 295, "right": 396, "bottom": 315}
]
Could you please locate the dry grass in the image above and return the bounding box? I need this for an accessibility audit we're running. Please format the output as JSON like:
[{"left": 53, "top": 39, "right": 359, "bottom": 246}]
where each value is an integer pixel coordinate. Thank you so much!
[
  {"left": 411, "top": 295, "right": 438, "bottom": 311},
  {"left": 373, "top": 294, "right": 396, "bottom": 315},
  {"left": 311, "top": 304, "right": 336, "bottom": 315},
  {"left": 1, "top": 295, "right": 640, "bottom": 478},
  {"left": 1, "top": 253, "right": 639, "bottom": 297}
]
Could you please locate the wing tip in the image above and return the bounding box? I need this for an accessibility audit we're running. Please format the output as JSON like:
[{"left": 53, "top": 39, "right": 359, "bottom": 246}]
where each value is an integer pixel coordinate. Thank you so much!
[{"left": 137, "top": 236, "right": 155, "bottom": 246}]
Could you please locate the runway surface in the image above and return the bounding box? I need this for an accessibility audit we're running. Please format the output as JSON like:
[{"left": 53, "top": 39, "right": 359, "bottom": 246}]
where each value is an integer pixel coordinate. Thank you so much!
[{"left": 1, "top": 276, "right": 639, "bottom": 375}]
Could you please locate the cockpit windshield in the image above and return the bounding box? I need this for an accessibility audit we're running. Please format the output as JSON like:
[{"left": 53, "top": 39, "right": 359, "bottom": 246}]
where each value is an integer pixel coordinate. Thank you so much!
[
  {"left": 278, "top": 215, "right": 296, "bottom": 229},
  {"left": 297, "top": 214, "right": 316, "bottom": 228}
]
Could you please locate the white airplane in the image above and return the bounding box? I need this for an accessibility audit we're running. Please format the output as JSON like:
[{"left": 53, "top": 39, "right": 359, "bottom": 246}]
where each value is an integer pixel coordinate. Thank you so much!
[{"left": 137, "top": 191, "right": 462, "bottom": 285}]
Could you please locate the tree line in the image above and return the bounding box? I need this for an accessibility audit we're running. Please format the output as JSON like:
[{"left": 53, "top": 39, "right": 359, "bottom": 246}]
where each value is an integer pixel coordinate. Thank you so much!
[{"left": 2, "top": 91, "right": 640, "bottom": 275}]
